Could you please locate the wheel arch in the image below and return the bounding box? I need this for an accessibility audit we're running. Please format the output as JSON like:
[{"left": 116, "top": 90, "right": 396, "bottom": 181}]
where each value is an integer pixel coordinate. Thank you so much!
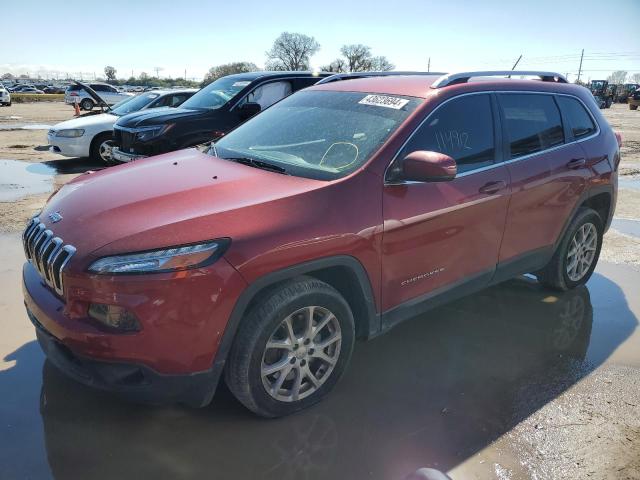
[
  {"left": 89, "top": 131, "right": 114, "bottom": 158},
  {"left": 211, "top": 255, "right": 379, "bottom": 379}
]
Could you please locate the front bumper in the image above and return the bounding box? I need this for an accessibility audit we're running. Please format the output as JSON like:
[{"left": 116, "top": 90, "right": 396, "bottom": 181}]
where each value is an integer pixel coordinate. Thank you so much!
[
  {"left": 47, "top": 131, "right": 91, "bottom": 158},
  {"left": 22, "top": 252, "right": 247, "bottom": 405},
  {"left": 112, "top": 147, "right": 147, "bottom": 163},
  {"left": 29, "top": 308, "right": 218, "bottom": 406}
]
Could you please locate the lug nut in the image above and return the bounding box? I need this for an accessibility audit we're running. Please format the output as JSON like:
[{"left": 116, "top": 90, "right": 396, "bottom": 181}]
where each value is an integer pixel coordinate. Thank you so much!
[{"left": 300, "top": 359, "right": 306, "bottom": 366}]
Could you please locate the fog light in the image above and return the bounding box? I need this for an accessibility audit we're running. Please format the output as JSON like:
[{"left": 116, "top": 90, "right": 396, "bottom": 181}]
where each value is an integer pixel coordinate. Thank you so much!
[{"left": 88, "top": 304, "right": 140, "bottom": 332}]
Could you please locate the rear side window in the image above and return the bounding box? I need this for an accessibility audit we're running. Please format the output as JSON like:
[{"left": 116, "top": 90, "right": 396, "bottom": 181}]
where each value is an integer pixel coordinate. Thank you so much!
[
  {"left": 500, "top": 94, "right": 564, "bottom": 158},
  {"left": 556, "top": 96, "right": 597, "bottom": 139},
  {"left": 399, "top": 94, "right": 495, "bottom": 173}
]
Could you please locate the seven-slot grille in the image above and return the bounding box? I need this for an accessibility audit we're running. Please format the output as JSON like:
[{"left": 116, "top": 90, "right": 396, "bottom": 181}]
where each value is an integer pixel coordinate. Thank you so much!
[{"left": 22, "top": 217, "right": 76, "bottom": 296}]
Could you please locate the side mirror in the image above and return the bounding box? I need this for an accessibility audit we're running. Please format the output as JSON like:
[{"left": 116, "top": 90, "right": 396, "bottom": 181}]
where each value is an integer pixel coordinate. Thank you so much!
[
  {"left": 239, "top": 102, "right": 261, "bottom": 119},
  {"left": 402, "top": 151, "right": 457, "bottom": 182}
]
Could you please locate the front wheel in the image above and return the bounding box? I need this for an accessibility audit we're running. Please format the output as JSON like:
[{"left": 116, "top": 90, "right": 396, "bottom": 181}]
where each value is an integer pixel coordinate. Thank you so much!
[
  {"left": 80, "top": 98, "right": 94, "bottom": 111},
  {"left": 225, "top": 277, "right": 355, "bottom": 417},
  {"left": 90, "top": 133, "right": 115, "bottom": 164},
  {"left": 537, "top": 208, "right": 603, "bottom": 291}
]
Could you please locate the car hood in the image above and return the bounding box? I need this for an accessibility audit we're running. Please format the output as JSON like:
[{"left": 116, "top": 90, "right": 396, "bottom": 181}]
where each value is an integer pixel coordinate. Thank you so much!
[
  {"left": 116, "top": 107, "right": 204, "bottom": 128},
  {"left": 39, "top": 149, "right": 325, "bottom": 267},
  {"left": 51, "top": 113, "right": 118, "bottom": 131}
]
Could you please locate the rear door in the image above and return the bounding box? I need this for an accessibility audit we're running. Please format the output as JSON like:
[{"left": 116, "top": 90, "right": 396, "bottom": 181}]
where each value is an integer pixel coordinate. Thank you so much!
[
  {"left": 381, "top": 93, "right": 511, "bottom": 313},
  {"left": 496, "top": 93, "right": 587, "bottom": 271}
]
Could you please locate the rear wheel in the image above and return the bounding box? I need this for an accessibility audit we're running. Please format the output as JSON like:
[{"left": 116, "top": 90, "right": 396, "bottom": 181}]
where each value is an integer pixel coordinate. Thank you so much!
[
  {"left": 225, "top": 277, "right": 355, "bottom": 417},
  {"left": 90, "top": 132, "right": 115, "bottom": 164},
  {"left": 537, "top": 208, "right": 603, "bottom": 291},
  {"left": 630, "top": 104, "right": 638, "bottom": 110},
  {"left": 80, "top": 98, "right": 94, "bottom": 111}
]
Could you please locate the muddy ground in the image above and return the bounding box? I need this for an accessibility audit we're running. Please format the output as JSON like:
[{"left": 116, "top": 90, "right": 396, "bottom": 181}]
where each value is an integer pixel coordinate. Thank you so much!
[{"left": 0, "top": 101, "right": 639, "bottom": 480}]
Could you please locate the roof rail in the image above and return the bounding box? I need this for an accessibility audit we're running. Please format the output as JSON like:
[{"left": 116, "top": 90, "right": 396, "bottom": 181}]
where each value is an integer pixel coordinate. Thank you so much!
[
  {"left": 316, "top": 71, "right": 446, "bottom": 85},
  {"left": 431, "top": 71, "right": 568, "bottom": 88}
]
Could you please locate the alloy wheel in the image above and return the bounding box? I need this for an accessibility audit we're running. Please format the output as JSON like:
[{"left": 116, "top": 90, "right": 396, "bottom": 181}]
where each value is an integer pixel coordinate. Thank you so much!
[
  {"left": 261, "top": 306, "right": 341, "bottom": 402},
  {"left": 98, "top": 140, "right": 114, "bottom": 163},
  {"left": 566, "top": 223, "right": 597, "bottom": 281}
]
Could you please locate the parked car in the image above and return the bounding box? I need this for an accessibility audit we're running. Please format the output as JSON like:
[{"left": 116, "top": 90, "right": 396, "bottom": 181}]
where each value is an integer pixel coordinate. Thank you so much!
[
  {"left": 628, "top": 87, "right": 640, "bottom": 110},
  {"left": 48, "top": 87, "right": 197, "bottom": 163},
  {"left": 16, "top": 87, "right": 44, "bottom": 94},
  {"left": 0, "top": 85, "right": 10, "bottom": 106},
  {"left": 111, "top": 71, "right": 330, "bottom": 163},
  {"left": 22, "top": 70, "right": 619, "bottom": 417},
  {"left": 9, "top": 84, "right": 35, "bottom": 92},
  {"left": 65, "top": 82, "right": 133, "bottom": 110},
  {"left": 44, "top": 86, "right": 66, "bottom": 94}
]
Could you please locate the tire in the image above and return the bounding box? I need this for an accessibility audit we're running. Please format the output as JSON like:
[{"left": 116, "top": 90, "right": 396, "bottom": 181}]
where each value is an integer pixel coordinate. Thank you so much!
[
  {"left": 537, "top": 208, "right": 603, "bottom": 291},
  {"left": 630, "top": 104, "right": 638, "bottom": 110},
  {"left": 80, "top": 98, "right": 94, "bottom": 111},
  {"left": 225, "top": 276, "right": 355, "bottom": 417},
  {"left": 90, "top": 132, "right": 115, "bottom": 164},
  {"left": 605, "top": 98, "right": 612, "bottom": 108}
]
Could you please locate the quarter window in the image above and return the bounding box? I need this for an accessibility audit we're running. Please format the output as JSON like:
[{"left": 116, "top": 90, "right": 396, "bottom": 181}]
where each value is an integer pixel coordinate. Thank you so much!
[
  {"left": 500, "top": 94, "right": 564, "bottom": 158},
  {"left": 556, "top": 96, "right": 597, "bottom": 139},
  {"left": 398, "top": 94, "right": 495, "bottom": 174}
]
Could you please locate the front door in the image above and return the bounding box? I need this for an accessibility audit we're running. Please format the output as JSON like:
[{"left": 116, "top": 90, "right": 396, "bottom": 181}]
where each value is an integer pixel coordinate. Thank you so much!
[{"left": 382, "top": 93, "right": 510, "bottom": 314}]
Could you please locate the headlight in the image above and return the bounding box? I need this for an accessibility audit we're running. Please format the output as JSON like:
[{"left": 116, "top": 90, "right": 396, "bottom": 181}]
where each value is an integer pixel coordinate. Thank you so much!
[
  {"left": 88, "top": 239, "right": 230, "bottom": 274},
  {"left": 134, "top": 123, "right": 174, "bottom": 142},
  {"left": 56, "top": 128, "right": 85, "bottom": 137}
]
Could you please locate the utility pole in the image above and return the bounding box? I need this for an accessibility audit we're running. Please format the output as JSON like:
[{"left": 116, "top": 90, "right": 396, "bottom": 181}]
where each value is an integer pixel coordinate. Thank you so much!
[
  {"left": 427, "top": 57, "right": 430, "bottom": 73},
  {"left": 184, "top": 68, "right": 187, "bottom": 81},
  {"left": 577, "top": 49, "right": 584, "bottom": 83}
]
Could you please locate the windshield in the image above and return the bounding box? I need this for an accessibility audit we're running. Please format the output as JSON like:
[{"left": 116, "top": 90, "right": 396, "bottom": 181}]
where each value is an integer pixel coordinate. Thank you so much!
[
  {"left": 212, "top": 90, "right": 421, "bottom": 180},
  {"left": 110, "top": 92, "right": 160, "bottom": 116},
  {"left": 180, "top": 76, "right": 251, "bottom": 110}
]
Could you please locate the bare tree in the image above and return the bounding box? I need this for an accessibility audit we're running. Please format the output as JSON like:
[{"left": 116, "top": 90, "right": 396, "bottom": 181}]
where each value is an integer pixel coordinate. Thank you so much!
[
  {"left": 340, "top": 44, "right": 373, "bottom": 72},
  {"left": 630, "top": 73, "right": 640, "bottom": 84},
  {"left": 1, "top": 73, "right": 14, "bottom": 80},
  {"left": 202, "top": 62, "right": 259, "bottom": 86},
  {"left": 266, "top": 32, "right": 320, "bottom": 71},
  {"left": 321, "top": 58, "right": 347, "bottom": 73},
  {"left": 104, "top": 66, "right": 117, "bottom": 82},
  {"left": 607, "top": 70, "right": 627, "bottom": 84},
  {"left": 369, "top": 56, "right": 394, "bottom": 72}
]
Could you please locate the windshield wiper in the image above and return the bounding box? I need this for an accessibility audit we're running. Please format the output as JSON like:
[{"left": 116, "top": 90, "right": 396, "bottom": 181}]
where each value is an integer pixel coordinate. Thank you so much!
[{"left": 223, "top": 157, "right": 288, "bottom": 175}]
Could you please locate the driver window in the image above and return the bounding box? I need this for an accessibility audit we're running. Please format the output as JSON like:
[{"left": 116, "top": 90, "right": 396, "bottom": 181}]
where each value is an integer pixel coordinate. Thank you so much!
[
  {"left": 398, "top": 94, "right": 495, "bottom": 174},
  {"left": 246, "top": 81, "right": 292, "bottom": 109}
]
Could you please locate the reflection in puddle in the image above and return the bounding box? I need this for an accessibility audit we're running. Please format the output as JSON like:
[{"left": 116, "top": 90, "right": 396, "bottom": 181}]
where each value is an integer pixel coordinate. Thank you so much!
[{"left": 0, "top": 160, "right": 55, "bottom": 201}]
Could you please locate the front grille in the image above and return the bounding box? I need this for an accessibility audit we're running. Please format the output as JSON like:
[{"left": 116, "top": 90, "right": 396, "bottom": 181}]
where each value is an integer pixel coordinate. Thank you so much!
[
  {"left": 113, "top": 127, "right": 136, "bottom": 151},
  {"left": 22, "top": 217, "right": 76, "bottom": 296}
]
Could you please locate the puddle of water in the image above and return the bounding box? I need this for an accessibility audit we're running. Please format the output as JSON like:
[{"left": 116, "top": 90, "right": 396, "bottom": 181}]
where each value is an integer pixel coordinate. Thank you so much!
[
  {"left": 0, "top": 123, "right": 52, "bottom": 131},
  {"left": 0, "top": 160, "right": 55, "bottom": 202},
  {"left": 611, "top": 217, "right": 640, "bottom": 238},
  {"left": 619, "top": 177, "right": 640, "bottom": 191}
]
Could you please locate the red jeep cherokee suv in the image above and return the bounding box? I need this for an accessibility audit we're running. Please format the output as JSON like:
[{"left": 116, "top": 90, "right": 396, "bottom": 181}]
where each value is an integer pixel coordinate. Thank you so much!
[{"left": 22, "top": 71, "right": 619, "bottom": 417}]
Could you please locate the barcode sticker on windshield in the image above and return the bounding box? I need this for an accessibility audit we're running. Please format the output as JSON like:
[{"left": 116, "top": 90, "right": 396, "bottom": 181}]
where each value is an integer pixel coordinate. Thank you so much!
[{"left": 359, "top": 94, "right": 409, "bottom": 110}]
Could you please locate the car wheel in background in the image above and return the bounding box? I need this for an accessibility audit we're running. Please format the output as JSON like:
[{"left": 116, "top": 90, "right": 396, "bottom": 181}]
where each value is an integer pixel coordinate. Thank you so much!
[
  {"left": 80, "top": 99, "right": 94, "bottom": 111},
  {"left": 90, "top": 132, "right": 115, "bottom": 165},
  {"left": 631, "top": 104, "right": 638, "bottom": 110},
  {"left": 537, "top": 208, "right": 603, "bottom": 291},
  {"left": 225, "top": 276, "right": 355, "bottom": 417}
]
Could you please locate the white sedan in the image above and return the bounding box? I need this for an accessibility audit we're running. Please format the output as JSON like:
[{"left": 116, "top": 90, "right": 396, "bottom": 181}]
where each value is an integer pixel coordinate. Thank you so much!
[{"left": 48, "top": 89, "right": 196, "bottom": 163}]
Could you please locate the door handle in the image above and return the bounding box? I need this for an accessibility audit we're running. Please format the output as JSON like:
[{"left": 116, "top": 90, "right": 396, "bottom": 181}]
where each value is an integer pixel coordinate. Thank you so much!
[
  {"left": 566, "top": 158, "right": 586, "bottom": 169},
  {"left": 479, "top": 180, "right": 506, "bottom": 195}
]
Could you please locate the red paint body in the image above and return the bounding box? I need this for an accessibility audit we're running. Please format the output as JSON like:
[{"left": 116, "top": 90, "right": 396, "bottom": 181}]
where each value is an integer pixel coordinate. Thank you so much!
[{"left": 23, "top": 76, "right": 618, "bottom": 384}]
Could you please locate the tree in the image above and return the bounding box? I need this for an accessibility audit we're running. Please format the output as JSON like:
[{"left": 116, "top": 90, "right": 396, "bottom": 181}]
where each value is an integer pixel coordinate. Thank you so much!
[
  {"left": 341, "top": 44, "right": 372, "bottom": 72},
  {"left": 104, "top": 66, "right": 117, "bottom": 82},
  {"left": 202, "top": 62, "right": 259, "bottom": 86},
  {"left": 1, "top": 73, "right": 14, "bottom": 80},
  {"left": 266, "top": 32, "right": 320, "bottom": 71},
  {"left": 321, "top": 58, "right": 347, "bottom": 73},
  {"left": 336, "top": 44, "right": 395, "bottom": 72},
  {"left": 139, "top": 72, "right": 149, "bottom": 82},
  {"left": 369, "top": 56, "right": 394, "bottom": 72},
  {"left": 630, "top": 73, "right": 640, "bottom": 84},
  {"left": 607, "top": 70, "right": 627, "bottom": 84}
]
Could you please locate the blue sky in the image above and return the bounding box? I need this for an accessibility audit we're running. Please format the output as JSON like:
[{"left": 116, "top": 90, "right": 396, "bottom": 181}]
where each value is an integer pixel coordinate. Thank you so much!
[{"left": 4, "top": 0, "right": 639, "bottom": 81}]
